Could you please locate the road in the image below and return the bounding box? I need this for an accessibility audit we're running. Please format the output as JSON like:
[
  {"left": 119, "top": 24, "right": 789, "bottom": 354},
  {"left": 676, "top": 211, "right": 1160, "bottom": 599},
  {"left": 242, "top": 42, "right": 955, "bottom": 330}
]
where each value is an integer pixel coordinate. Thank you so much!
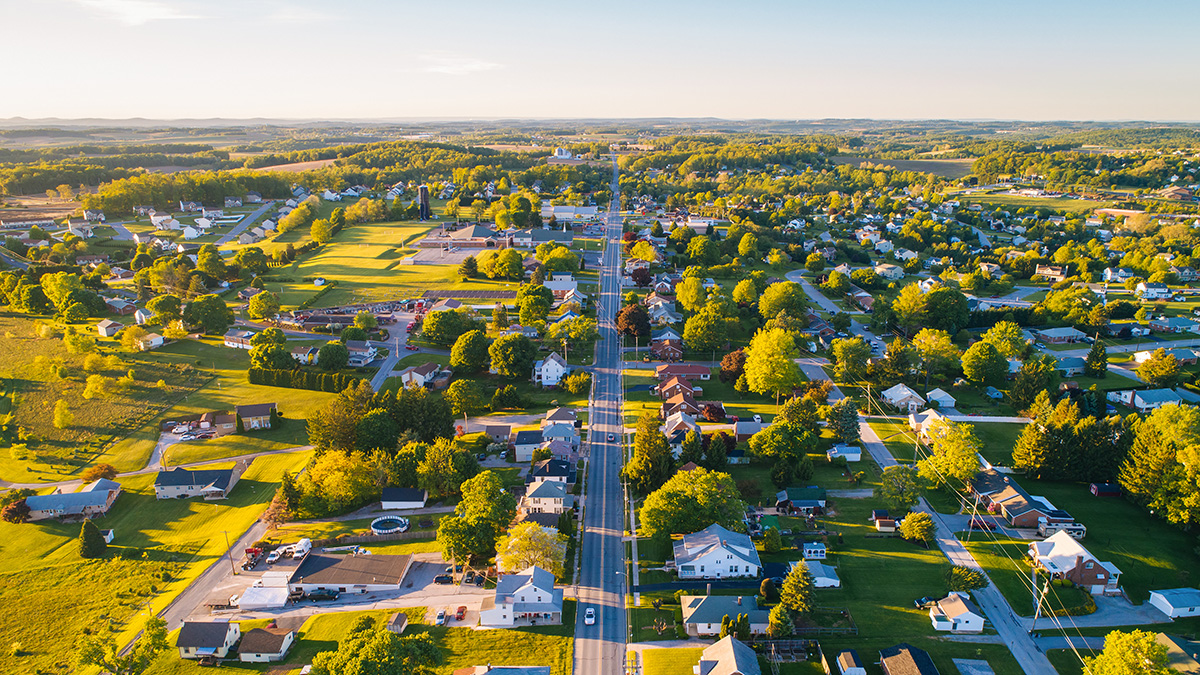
[
  {"left": 215, "top": 201, "right": 276, "bottom": 245},
  {"left": 571, "top": 157, "right": 627, "bottom": 675}
]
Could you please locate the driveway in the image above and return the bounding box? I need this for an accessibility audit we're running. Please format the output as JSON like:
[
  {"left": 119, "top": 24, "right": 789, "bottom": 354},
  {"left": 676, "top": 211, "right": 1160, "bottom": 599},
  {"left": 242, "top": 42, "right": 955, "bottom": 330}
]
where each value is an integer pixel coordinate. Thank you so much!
[
  {"left": 215, "top": 201, "right": 276, "bottom": 245},
  {"left": 108, "top": 220, "right": 134, "bottom": 241},
  {"left": 1028, "top": 595, "right": 1170, "bottom": 630}
]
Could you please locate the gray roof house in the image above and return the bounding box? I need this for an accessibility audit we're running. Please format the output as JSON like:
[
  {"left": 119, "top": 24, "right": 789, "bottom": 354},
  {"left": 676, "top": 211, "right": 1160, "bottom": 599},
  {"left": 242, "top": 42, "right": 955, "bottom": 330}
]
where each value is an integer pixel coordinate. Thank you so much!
[
  {"left": 479, "top": 566, "right": 563, "bottom": 628},
  {"left": 681, "top": 595, "right": 770, "bottom": 636},
  {"left": 177, "top": 620, "right": 241, "bottom": 659},
  {"left": 154, "top": 461, "right": 248, "bottom": 500},
  {"left": 513, "top": 429, "right": 544, "bottom": 462},
  {"left": 25, "top": 479, "right": 122, "bottom": 521},
  {"left": 673, "top": 523, "right": 761, "bottom": 579},
  {"left": 695, "top": 636, "right": 761, "bottom": 675}
]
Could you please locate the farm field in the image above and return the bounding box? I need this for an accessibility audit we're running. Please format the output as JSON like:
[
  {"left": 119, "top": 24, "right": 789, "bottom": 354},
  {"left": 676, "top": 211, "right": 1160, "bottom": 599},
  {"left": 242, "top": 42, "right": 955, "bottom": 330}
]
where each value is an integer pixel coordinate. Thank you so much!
[
  {"left": 0, "top": 451, "right": 308, "bottom": 674},
  {"left": 949, "top": 191, "right": 1110, "bottom": 213},
  {"left": 831, "top": 155, "right": 975, "bottom": 179}
]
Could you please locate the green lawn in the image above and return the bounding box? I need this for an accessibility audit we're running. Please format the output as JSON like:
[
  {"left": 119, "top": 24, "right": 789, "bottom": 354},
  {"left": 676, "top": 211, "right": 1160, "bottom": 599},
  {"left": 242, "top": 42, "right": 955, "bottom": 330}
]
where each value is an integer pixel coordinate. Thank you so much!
[
  {"left": 868, "top": 419, "right": 921, "bottom": 463},
  {"left": 266, "top": 513, "right": 449, "bottom": 544},
  {"left": 970, "top": 422, "right": 1025, "bottom": 466},
  {"left": 641, "top": 648, "right": 704, "bottom": 675},
  {"left": 1047, "top": 648, "right": 1097, "bottom": 675}
]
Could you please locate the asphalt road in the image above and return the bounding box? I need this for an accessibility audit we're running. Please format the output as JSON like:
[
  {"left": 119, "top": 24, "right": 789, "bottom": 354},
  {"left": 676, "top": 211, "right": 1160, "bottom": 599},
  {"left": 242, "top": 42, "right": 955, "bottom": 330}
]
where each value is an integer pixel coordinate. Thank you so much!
[
  {"left": 215, "top": 201, "right": 276, "bottom": 245},
  {"left": 571, "top": 158, "right": 627, "bottom": 675}
]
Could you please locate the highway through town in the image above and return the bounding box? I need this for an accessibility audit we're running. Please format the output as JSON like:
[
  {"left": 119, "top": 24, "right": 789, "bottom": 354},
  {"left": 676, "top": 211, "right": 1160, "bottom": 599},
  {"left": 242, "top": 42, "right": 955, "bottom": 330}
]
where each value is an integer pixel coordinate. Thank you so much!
[{"left": 571, "top": 156, "right": 627, "bottom": 675}]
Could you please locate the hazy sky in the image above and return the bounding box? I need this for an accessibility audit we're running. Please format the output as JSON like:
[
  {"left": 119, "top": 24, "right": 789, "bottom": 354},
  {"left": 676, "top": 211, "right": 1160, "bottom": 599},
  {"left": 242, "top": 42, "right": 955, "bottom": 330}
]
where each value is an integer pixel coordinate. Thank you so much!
[{"left": 3, "top": 0, "right": 1198, "bottom": 121}]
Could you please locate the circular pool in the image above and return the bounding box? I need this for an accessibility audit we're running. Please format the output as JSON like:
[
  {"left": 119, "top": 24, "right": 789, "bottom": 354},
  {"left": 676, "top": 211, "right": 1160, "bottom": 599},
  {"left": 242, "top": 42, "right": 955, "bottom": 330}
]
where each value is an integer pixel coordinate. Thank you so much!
[{"left": 370, "top": 516, "right": 410, "bottom": 535}]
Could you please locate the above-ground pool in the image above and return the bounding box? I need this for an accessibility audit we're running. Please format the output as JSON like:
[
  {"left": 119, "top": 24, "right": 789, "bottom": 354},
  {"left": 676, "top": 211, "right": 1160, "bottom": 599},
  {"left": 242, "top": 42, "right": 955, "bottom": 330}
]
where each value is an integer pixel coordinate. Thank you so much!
[{"left": 370, "top": 516, "right": 410, "bottom": 535}]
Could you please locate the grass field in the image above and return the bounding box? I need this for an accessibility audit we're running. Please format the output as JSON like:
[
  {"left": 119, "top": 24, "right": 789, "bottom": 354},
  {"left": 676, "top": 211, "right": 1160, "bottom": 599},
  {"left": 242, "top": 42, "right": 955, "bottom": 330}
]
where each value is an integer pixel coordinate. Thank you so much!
[
  {"left": 950, "top": 191, "right": 1110, "bottom": 214},
  {"left": 970, "top": 422, "right": 1025, "bottom": 466},
  {"left": 832, "top": 156, "right": 976, "bottom": 179}
]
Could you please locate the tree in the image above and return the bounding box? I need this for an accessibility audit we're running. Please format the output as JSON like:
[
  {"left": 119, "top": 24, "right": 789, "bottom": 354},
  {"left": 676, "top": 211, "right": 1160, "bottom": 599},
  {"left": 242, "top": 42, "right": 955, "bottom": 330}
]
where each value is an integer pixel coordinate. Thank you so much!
[
  {"left": 75, "top": 615, "right": 169, "bottom": 675},
  {"left": 768, "top": 604, "right": 794, "bottom": 638},
  {"left": 458, "top": 255, "right": 478, "bottom": 279},
  {"left": 436, "top": 469, "right": 515, "bottom": 560},
  {"left": 1, "top": 498, "right": 30, "bottom": 524},
  {"left": 248, "top": 342, "right": 291, "bottom": 370},
  {"left": 418, "top": 438, "right": 480, "bottom": 501},
  {"left": 946, "top": 565, "right": 989, "bottom": 591},
  {"left": 683, "top": 306, "right": 730, "bottom": 355},
  {"left": 720, "top": 349, "right": 747, "bottom": 384},
  {"left": 355, "top": 409, "right": 400, "bottom": 451},
  {"left": 183, "top": 294, "right": 233, "bottom": 334},
  {"left": 962, "top": 341, "right": 1006, "bottom": 386},
  {"left": 79, "top": 518, "right": 107, "bottom": 558},
  {"left": 676, "top": 277, "right": 706, "bottom": 312},
  {"left": 924, "top": 287, "right": 970, "bottom": 334},
  {"left": 197, "top": 244, "right": 226, "bottom": 279},
  {"left": 737, "top": 233, "right": 759, "bottom": 257},
  {"left": 639, "top": 467, "right": 746, "bottom": 539},
  {"left": 629, "top": 240, "right": 658, "bottom": 262},
  {"left": 488, "top": 333, "right": 537, "bottom": 378},
  {"left": 679, "top": 430, "right": 704, "bottom": 465},
  {"left": 1136, "top": 348, "right": 1181, "bottom": 387},
  {"left": 617, "top": 304, "right": 651, "bottom": 340},
  {"left": 743, "top": 328, "right": 802, "bottom": 407},
  {"left": 891, "top": 283, "right": 926, "bottom": 336},
  {"left": 822, "top": 271, "right": 851, "bottom": 295},
  {"left": 777, "top": 396, "right": 820, "bottom": 434},
  {"left": 758, "top": 282, "right": 808, "bottom": 319},
  {"left": 233, "top": 246, "right": 269, "bottom": 275},
  {"left": 981, "top": 320, "right": 1026, "bottom": 358},
  {"left": 804, "top": 252, "right": 825, "bottom": 273},
  {"left": 624, "top": 412, "right": 675, "bottom": 494},
  {"left": 146, "top": 293, "right": 182, "bottom": 323},
  {"left": 1008, "top": 355, "right": 1059, "bottom": 412},
  {"left": 899, "top": 512, "right": 935, "bottom": 545},
  {"left": 445, "top": 379, "right": 485, "bottom": 421},
  {"left": 828, "top": 398, "right": 860, "bottom": 443},
  {"left": 830, "top": 337, "right": 871, "bottom": 382},
  {"left": 763, "top": 526, "right": 783, "bottom": 553},
  {"left": 1085, "top": 339, "right": 1108, "bottom": 378},
  {"left": 310, "top": 630, "right": 439, "bottom": 675},
  {"left": 422, "top": 308, "right": 483, "bottom": 346},
  {"left": 311, "top": 218, "right": 333, "bottom": 244},
  {"left": 1119, "top": 404, "right": 1200, "bottom": 527},
  {"left": 918, "top": 421, "right": 982, "bottom": 488},
  {"left": 450, "top": 330, "right": 489, "bottom": 372},
  {"left": 53, "top": 399, "right": 74, "bottom": 429},
  {"left": 495, "top": 521, "right": 569, "bottom": 578},
  {"left": 81, "top": 463, "right": 117, "bottom": 482},
  {"left": 780, "top": 561, "right": 815, "bottom": 614},
  {"left": 1084, "top": 630, "right": 1173, "bottom": 675},
  {"left": 760, "top": 577, "right": 780, "bottom": 604},
  {"left": 630, "top": 266, "right": 653, "bottom": 287},
  {"left": 686, "top": 235, "right": 717, "bottom": 264},
  {"left": 317, "top": 342, "right": 350, "bottom": 371},
  {"left": 491, "top": 303, "right": 510, "bottom": 330},
  {"left": 875, "top": 465, "right": 921, "bottom": 511},
  {"left": 354, "top": 310, "right": 378, "bottom": 331}
]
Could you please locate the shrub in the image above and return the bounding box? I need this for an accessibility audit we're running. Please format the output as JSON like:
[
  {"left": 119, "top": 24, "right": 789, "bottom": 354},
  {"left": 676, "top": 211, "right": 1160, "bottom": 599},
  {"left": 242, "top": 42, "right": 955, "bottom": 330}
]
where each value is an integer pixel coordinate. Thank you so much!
[{"left": 946, "top": 564, "right": 989, "bottom": 591}]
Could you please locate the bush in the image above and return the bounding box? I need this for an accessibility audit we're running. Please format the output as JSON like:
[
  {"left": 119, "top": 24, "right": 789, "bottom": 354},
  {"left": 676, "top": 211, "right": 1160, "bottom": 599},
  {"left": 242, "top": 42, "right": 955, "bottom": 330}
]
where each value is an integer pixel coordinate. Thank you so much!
[{"left": 248, "top": 368, "right": 361, "bottom": 392}]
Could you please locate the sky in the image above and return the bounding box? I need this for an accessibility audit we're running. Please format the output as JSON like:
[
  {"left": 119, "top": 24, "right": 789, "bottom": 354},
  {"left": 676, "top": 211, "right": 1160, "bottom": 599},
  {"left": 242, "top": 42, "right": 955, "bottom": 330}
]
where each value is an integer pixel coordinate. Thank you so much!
[{"left": 2, "top": 0, "right": 1198, "bottom": 121}]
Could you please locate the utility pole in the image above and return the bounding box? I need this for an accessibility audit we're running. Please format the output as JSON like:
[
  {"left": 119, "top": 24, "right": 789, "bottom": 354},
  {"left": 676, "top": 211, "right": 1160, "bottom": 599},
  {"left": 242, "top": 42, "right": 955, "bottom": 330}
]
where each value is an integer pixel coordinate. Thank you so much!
[{"left": 224, "top": 530, "right": 236, "bottom": 575}]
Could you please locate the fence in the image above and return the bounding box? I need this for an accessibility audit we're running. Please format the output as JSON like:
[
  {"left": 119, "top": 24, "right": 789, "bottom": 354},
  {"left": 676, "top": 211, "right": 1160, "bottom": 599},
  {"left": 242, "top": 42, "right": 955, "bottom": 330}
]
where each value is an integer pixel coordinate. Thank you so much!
[{"left": 310, "top": 529, "right": 434, "bottom": 548}]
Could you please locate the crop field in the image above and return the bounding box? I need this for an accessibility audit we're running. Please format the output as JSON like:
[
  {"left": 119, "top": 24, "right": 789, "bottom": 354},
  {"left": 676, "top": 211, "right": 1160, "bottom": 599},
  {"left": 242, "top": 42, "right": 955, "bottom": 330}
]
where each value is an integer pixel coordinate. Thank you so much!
[{"left": 832, "top": 155, "right": 976, "bottom": 179}]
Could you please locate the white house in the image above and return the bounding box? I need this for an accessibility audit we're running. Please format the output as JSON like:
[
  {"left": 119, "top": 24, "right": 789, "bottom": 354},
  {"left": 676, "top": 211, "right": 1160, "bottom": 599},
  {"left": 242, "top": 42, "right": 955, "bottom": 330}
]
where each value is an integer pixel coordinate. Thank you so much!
[
  {"left": 1137, "top": 282, "right": 1172, "bottom": 300},
  {"left": 96, "top": 319, "right": 122, "bottom": 337},
  {"left": 322, "top": 189, "right": 342, "bottom": 201},
  {"left": 882, "top": 383, "right": 925, "bottom": 413},
  {"left": 792, "top": 560, "right": 841, "bottom": 588},
  {"left": 540, "top": 420, "right": 580, "bottom": 449},
  {"left": 512, "top": 430, "right": 543, "bottom": 463},
  {"left": 802, "top": 542, "right": 827, "bottom": 560},
  {"left": 181, "top": 225, "right": 201, "bottom": 240},
  {"left": 136, "top": 333, "right": 164, "bottom": 351},
  {"left": 827, "top": 444, "right": 861, "bottom": 463},
  {"left": 237, "top": 627, "right": 295, "bottom": 663},
  {"left": 380, "top": 487, "right": 427, "bottom": 510},
  {"left": 533, "top": 352, "right": 570, "bottom": 387},
  {"left": 397, "top": 362, "right": 441, "bottom": 388},
  {"left": 875, "top": 239, "right": 894, "bottom": 254},
  {"left": 925, "top": 388, "right": 956, "bottom": 409},
  {"left": 521, "top": 479, "right": 569, "bottom": 515},
  {"left": 673, "top": 523, "right": 761, "bottom": 579},
  {"left": 895, "top": 248, "right": 919, "bottom": 262},
  {"left": 875, "top": 263, "right": 905, "bottom": 281},
  {"left": 224, "top": 329, "right": 255, "bottom": 349},
  {"left": 929, "top": 592, "right": 985, "bottom": 633},
  {"left": 694, "top": 637, "right": 761, "bottom": 675},
  {"left": 909, "top": 408, "right": 949, "bottom": 439},
  {"left": 1148, "top": 588, "right": 1200, "bottom": 618},
  {"left": 177, "top": 621, "right": 241, "bottom": 660},
  {"left": 479, "top": 566, "right": 563, "bottom": 628}
]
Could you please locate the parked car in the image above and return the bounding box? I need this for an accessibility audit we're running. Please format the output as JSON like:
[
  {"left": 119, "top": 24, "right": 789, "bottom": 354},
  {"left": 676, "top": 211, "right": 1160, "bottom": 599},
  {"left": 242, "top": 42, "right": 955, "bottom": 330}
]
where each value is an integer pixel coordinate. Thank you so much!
[
  {"left": 265, "top": 550, "right": 283, "bottom": 564},
  {"left": 464, "top": 571, "right": 475, "bottom": 584},
  {"left": 969, "top": 519, "right": 996, "bottom": 531},
  {"left": 435, "top": 609, "right": 446, "bottom": 626},
  {"left": 914, "top": 596, "right": 936, "bottom": 609},
  {"left": 752, "top": 414, "right": 762, "bottom": 423},
  {"left": 476, "top": 453, "right": 487, "bottom": 461},
  {"left": 307, "top": 589, "right": 339, "bottom": 602},
  {"left": 455, "top": 606, "right": 467, "bottom": 621},
  {"left": 474, "top": 575, "right": 485, "bottom": 586},
  {"left": 584, "top": 608, "right": 596, "bottom": 625},
  {"left": 433, "top": 575, "right": 454, "bottom": 585},
  {"left": 405, "top": 344, "right": 419, "bottom": 351}
]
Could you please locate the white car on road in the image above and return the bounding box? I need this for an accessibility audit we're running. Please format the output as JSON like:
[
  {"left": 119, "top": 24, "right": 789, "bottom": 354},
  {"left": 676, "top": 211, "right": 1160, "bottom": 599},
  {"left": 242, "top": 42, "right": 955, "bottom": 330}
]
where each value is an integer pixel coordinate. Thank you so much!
[{"left": 584, "top": 607, "right": 596, "bottom": 625}]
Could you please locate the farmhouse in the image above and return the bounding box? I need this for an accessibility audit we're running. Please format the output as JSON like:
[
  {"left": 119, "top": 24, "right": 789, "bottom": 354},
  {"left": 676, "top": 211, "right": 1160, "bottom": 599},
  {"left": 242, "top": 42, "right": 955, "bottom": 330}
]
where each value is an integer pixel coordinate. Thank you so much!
[
  {"left": 288, "top": 553, "right": 413, "bottom": 594},
  {"left": 381, "top": 487, "right": 427, "bottom": 510},
  {"left": 1137, "top": 282, "right": 1172, "bottom": 300},
  {"left": 154, "top": 461, "right": 248, "bottom": 500},
  {"left": 177, "top": 621, "right": 241, "bottom": 660},
  {"left": 673, "top": 523, "right": 761, "bottom": 579},
  {"left": 237, "top": 626, "right": 294, "bottom": 663},
  {"left": 479, "top": 566, "right": 563, "bottom": 628},
  {"left": 521, "top": 479, "right": 570, "bottom": 514},
  {"left": 25, "top": 479, "right": 122, "bottom": 521},
  {"left": 1028, "top": 531, "right": 1122, "bottom": 595},
  {"left": 236, "top": 403, "right": 276, "bottom": 430},
  {"left": 532, "top": 352, "right": 570, "bottom": 387},
  {"left": 681, "top": 595, "right": 770, "bottom": 636}
]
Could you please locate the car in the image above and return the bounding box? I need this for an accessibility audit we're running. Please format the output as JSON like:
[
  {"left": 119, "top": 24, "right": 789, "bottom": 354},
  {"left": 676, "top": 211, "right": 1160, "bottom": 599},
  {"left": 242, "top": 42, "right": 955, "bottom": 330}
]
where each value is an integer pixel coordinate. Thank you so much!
[
  {"left": 914, "top": 596, "right": 936, "bottom": 609},
  {"left": 474, "top": 575, "right": 485, "bottom": 586},
  {"left": 969, "top": 519, "right": 996, "bottom": 531},
  {"left": 455, "top": 606, "right": 467, "bottom": 621},
  {"left": 306, "top": 589, "right": 339, "bottom": 602},
  {"left": 405, "top": 344, "right": 419, "bottom": 351},
  {"left": 179, "top": 433, "right": 197, "bottom": 441},
  {"left": 607, "top": 433, "right": 615, "bottom": 442},
  {"left": 197, "top": 432, "right": 214, "bottom": 439},
  {"left": 752, "top": 414, "right": 762, "bottom": 423},
  {"left": 584, "top": 608, "right": 596, "bottom": 625},
  {"left": 446, "top": 564, "right": 463, "bottom": 573},
  {"left": 476, "top": 453, "right": 487, "bottom": 461},
  {"left": 464, "top": 571, "right": 475, "bottom": 584},
  {"left": 265, "top": 550, "right": 282, "bottom": 564},
  {"left": 435, "top": 609, "right": 446, "bottom": 626},
  {"left": 433, "top": 575, "right": 454, "bottom": 585}
]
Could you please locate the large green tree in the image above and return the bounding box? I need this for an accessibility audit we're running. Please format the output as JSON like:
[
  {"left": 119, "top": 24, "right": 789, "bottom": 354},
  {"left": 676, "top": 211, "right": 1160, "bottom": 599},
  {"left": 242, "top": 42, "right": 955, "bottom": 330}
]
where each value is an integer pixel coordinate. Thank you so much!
[
  {"left": 961, "top": 340, "right": 1006, "bottom": 386},
  {"left": 743, "top": 328, "right": 802, "bottom": 407},
  {"left": 917, "top": 421, "right": 982, "bottom": 488},
  {"left": 182, "top": 294, "right": 232, "bottom": 334},
  {"left": 1083, "top": 630, "right": 1172, "bottom": 675},
  {"left": 624, "top": 412, "right": 674, "bottom": 494},
  {"left": 1119, "top": 404, "right": 1200, "bottom": 527},
  {"left": 449, "top": 329, "right": 489, "bottom": 372},
  {"left": 639, "top": 467, "right": 746, "bottom": 539},
  {"left": 758, "top": 282, "right": 808, "bottom": 319},
  {"left": 488, "top": 333, "right": 537, "bottom": 378},
  {"left": 436, "top": 469, "right": 516, "bottom": 561},
  {"left": 76, "top": 616, "right": 168, "bottom": 675}
]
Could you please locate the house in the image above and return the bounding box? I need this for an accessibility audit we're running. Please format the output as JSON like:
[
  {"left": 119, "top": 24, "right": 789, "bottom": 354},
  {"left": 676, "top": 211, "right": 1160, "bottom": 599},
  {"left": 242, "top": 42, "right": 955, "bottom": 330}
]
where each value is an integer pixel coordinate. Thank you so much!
[
  {"left": 541, "top": 410, "right": 580, "bottom": 447},
  {"left": 775, "top": 486, "right": 827, "bottom": 514},
  {"left": 105, "top": 297, "right": 136, "bottom": 315},
  {"left": 237, "top": 627, "right": 294, "bottom": 663},
  {"left": 650, "top": 327, "right": 684, "bottom": 360},
  {"left": 136, "top": 332, "right": 164, "bottom": 351},
  {"left": 96, "top": 319, "right": 122, "bottom": 337},
  {"left": 1149, "top": 316, "right": 1200, "bottom": 334},
  {"left": 25, "top": 479, "right": 122, "bottom": 521},
  {"left": 1108, "top": 388, "right": 1183, "bottom": 412},
  {"left": 882, "top": 383, "right": 925, "bottom": 413},
  {"left": 238, "top": 231, "right": 262, "bottom": 245},
  {"left": 154, "top": 461, "right": 248, "bottom": 500},
  {"left": 925, "top": 388, "right": 956, "bottom": 409},
  {"left": 1138, "top": 282, "right": 1173, "bottom": 300},
  {"left": 533, "top": 352, "right": 570, "bottom": 387},
  {"left": 398, "top": 362, "right": 442, "bottom": 389},
  {"left": 827, "top": 444, "right": 861, "bottom": 463},
  {"left": 835, "top": 650, "right": 866, "bottom": 675},
  {"left": 879, "top": 643, "right": 939, "bottom": 675},
  {"left": 180, "top": 225, "right": 201, "bottom": 240},
  {"left": 287, "top": 553, "right": 413, "bottom": 593},
  {"left": 528, "top": 455, "right": 578, "bottom": 484},
  {"left": 344, "top": 340, "right": 378, "bottom": 366},
  {"left": 875, "top": 263, "right": 904, "bottom": 281},
  {"left": 179, "top": 200, "right": 202, "bottom": 212},
  {"left": 1133, "top": 348, "right": 1198, "bottom": 365},
  {"left": 895, "top": 248, "right": 919, "bottom": 262},
  {"left": 1037, "top": 327, "right": 1086, "bottom": 344},
  {"left": 322, "top": 189, "right": 342, "bottom": 201},
  {"left": 201, "top": 207, "right": 223, "bottom": 219},
  {"left": 1035, "top": 265, "right": 1068, "bottom": 282},
  {"left": 1029, "top": 531, "right": 1122, "bottom": 595},
  {"left": 1157, "top": 633, "right": 1200, "bottom": 673},
  {"left": 236, "top": 403, "right": 276, "bottom": 430},
  {"left": 1103, "top": 267, "right": 1134, "bottom": 283},
  {"left": 537, "top": 439, "right": 576, "bottom": 462},
  {"left": 512, "top": 228, "right": 574, "bottom": 248},
  {"left": 655, "top": 364, "right": 712, "bottom": 381},
  {"left": 1149, "top": 588, "right": 1200, "bottom": 619},
  {"left": 929, "top": 592, "right": 984, "bottom": 633},
  {"left": 802, "top": 542, "right": 827, "bottom": 560},
  {"left": 522, "top": 479, "right": 570, "bottom": 514},
  {"left": 224, "top": 329, "right": 255, "bottom": 349},
  {"left": 177, "top": 620, "right": 241, "bottom": 660},
  {"left": 693, "top": 636, "right": 761, "bottom": 675},
  {"left": 1055, "top": 356, "right": 1086, "bottom": 377},
  {"left": 381, "top": 487, "right": 427, "bottom": 510},
  {"left": 681, "top": 595, "right": 770, "bottom": 636},
  {"left": 1172, "top": 266, "right": 1198, "bottom": 282},
  {"left": 245, "top": 191, "right": 262, "bottom": 203},
  {"left": 663, "top": 411, "right": 698, "bottom": 437},
  {"left": 909, "top": 409, "right": 949, "bottom": 439},
  {"left": 658, "top": 375, "right": 698, "bottom": 399},
  {"left": 970, "top": 469, "right": 1073, "bottom": 528},
  {"left": 661, "top": 391, "right": 703, "bottom": 419},
  {"left": 479, "top": 566, "right": 563, "bottom": 628},
  {"left": 543, "top": 275, "right": 579, "bottom": 300},
  {"left": 673, "top": 523, "right": 761, "bottom": 579},
  {"left": 291, "top": 346, "right": 319, "bottom": 365},
  {"left": 875, "top": 239, "right": 894, "bottom": 254},
  {"left": 979, "top": 262, "right": 1003, "bottom": 278},
  {"left": 224, "top": 196, "right": 243, "bottom": 208},
  {"left": 513, "top": 430, "right": 544, "bottom": 462},
  {"left": 484, "top": 425, "right": 511, "bottom": 443}
]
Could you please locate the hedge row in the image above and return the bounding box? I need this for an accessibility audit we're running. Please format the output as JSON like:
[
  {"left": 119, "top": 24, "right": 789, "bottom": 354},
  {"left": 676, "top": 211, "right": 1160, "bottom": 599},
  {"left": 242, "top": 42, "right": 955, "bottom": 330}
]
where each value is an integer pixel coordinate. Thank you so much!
[
  {"left": 298, "top": 280, "right": 338, "bottom": 310},
  {"left": 248, "top": 367, "right": 360, "bottom": 392}
]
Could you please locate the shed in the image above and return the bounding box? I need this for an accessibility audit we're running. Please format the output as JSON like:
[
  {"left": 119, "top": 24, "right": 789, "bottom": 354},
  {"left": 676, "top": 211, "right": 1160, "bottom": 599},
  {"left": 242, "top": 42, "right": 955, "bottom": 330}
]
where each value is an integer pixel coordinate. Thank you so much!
[
  {"left": 1149, "top": 588, "right": 1200, "bottom": 618},
  {"left": 381, "top": 487, "right": 427, "bottom": 510}
]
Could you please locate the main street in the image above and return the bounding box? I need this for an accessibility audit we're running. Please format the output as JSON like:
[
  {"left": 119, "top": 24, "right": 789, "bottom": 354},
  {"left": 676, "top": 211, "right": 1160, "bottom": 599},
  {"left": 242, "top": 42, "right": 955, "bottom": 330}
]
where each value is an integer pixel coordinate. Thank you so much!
[{"left": 572, "top": 156, "right": 627, "bottom": 674}]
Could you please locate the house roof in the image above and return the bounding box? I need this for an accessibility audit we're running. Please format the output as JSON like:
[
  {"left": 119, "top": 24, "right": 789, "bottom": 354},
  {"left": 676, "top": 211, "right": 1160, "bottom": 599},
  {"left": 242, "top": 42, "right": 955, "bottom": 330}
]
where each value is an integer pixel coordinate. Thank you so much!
[
  {"left": 798, "top": 560, "right": 840, "bottom": 583},
  {"left": 544, "top": 407, "right": 577, "bottom": 422},
  {"left": 1029, "top": 531, "right": 1115, "bottom": 576},
  {"left": 25, "top": 480, "right": 120, "bottom": 514},
  {"left": 529, "top": 459, "right": 573, "bottom": 480},
  {"left": 154, "top": 466, "right": 235, "bottom": 491},
  {"left": 97, "top": 319, "right": 121, "bottom": 329},
  {"left": 1038, "top": 327, "right": 1085, "bottom": 339},
  {"left": 237, "top": 627, "right": 292, "bottom": 655},
  {"left": 879, "top": 643, "right": 939, "bottom": 675},
  {"left": 484, "top": 424, "right": 511, "bottom": 437},
  {"left": 925, "top": 388, "right": 955, "bottom": 403},
  {"left": 290, "top": 553, "right": 411, "bottom": 586},
  {"left": 936, "top": 593, "right": 981, "bottom": 619},
  {"left": 1135, "top": 389, "right": 1182, "bottom": 404},
  {"left": 1056, "top": 356, "right": 1086, "bottom": 369},
  {"left": 681, "top": 595, "right": 769, "bottom": 626},
  {"left": 1152, "top": 588, "right": 1200, "bottom": 608},
  {"left": 450, "top": 225, "right": 498, "bottom": 240},
  {"left": 697, "top": 636, "right": 761, "bottom": 675},
  {"left": 381, "top": 487, "right": 427, "bottom": 503},
  {"left": 236, "top": 403, "right": 276, "bottom": 418},
  {"left": 655, "top": 364, "right": 711, "bottom": 378},
  {"left": 541, "top": 352, "right": 568, "bottom": 368},
  {"left": 837, "top": 650, "right": 865, "bottom": 672},
  {"left": 1158, "top": 633, "right": 1200, "bottom": 675},
  {"left": 177, "top": 621, "right": 235, "bottom": 649},
  {"left": 674, "top": 523, "right": 761, "bottom": 570},
  {"left": 493, "top": 566, "right": 562, "bottom": 613},
  {"left": 776, "top": 486, "right": 827, "bottom": 504},
  {"left": 526, "top": 480, "right": 567, "bottom": 500},
  {"left": 514, "top": 430, "right": 544, "bottom": 445},
  {"left": 882, "top": 383, "right": 924, "bottom": 402}
]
